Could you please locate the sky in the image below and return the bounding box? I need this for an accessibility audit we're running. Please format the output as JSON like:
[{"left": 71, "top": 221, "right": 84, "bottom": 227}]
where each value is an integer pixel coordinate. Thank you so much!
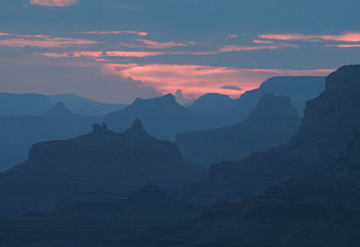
[{"left": 0, "top": 0, "right": 360, "bottom": 103}]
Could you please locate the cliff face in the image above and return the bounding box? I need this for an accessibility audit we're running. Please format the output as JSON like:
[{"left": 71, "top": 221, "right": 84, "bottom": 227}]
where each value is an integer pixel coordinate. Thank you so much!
[
  {"left": 0, "top": 120, "right": 205, "bottom": 216},
  {"left": 175, "top": 94, "right": 300, "bottom": 167},
  {"left": 194, "top": 65, "right": 360, "bottom": 203}
]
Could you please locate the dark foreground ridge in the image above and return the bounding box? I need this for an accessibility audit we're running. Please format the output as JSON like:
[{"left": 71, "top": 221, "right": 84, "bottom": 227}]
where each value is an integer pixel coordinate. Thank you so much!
[{"left": 0, "top": 185, "right": 203, "bottom": 247}]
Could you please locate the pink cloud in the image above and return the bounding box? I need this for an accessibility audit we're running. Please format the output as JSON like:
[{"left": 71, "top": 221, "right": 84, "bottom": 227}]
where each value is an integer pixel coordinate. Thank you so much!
[
  {"left": 259, "top": 32, "right": 360, "bottom": 42},
  {"left": 253, "top": 40, "right": 275, "bottom": 44},
  {"left": 0, "top": 33, "right": 12, "bottom": 36},
  {"left": 119, "top": 39, "right": 190, "bottom": 49},
  {"left": 228, "top": 34, "right": 238, "bottom": 38},
  {"left": 219, "top": 43, "right": 297, "bottom": 52},
  {"left": 101, "top": 63, "right": 333, "bottom": 98},
  {"left": 0, "top": 36, "right": 101, "bottom": 48},
  {"left": 38, "top": 50, "right": 219, "bottom": 59},
  {"left": 326, "top": 44, "right": 360, "bottom": 48},
  {"left": 77, "top": 31, "right": 148, "bottom": 36},
  {"left": 30, "top": 0, "right": 78, "bottom": 7},
  {"left": 258, "top": 34, "right": 318, "bottom": 41}
]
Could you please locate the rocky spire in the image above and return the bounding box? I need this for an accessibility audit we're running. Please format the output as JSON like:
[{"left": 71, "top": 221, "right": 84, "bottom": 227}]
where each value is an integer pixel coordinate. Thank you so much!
[
  {"left": 132, "top": 119, "right": 144, "bottom": 131},
  {"left": 92, "top": 123, "right": 110, "bottom": 134}
]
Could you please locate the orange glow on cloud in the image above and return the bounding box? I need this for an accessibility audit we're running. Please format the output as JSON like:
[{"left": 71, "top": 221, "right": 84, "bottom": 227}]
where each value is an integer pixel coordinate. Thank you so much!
[
  {"left": 102, "top": 63, "right": 333, "bottom": 98},
  {"left": 259, "top": 32, "right": 360, "bottom": 42},
  {"left": 30, "top": 0, "right": 78, "bottom": 7},
  {"left": 77, "top": 31, "right": 148, "bottom": 36}
]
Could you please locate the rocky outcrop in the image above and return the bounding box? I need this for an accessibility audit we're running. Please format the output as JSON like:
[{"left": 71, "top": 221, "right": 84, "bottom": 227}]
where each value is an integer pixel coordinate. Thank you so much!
[
  {"left": 191, "top": 65, "right": 360, "bottom": 203},
  {"left": 0, "top": 120, "right": 205, "bottom": 216},
  {"left": 176, "top": 94, "right": 300, "bottom": 167}
]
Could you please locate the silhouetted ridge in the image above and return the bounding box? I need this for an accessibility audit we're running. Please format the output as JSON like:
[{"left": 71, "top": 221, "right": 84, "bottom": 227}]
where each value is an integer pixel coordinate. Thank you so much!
[
  {"left": 247, "top": 94, "right": 299, "bottom": 121},
  {"left": 46, "top": 93, "right": 128, "bottom": 116},
  {"left": 135, "top": 94, "right": 176, "bottom": 105},
  {"left": 0, "top": 120, "right": 204, "bottom": 216},
  {"left": 175, "top": 94, "right": 300, "bottom": 166},
  {"left": 230, "top": 76, "right": 325, "bottom": 119},
  {"left": 105, "top": 94, "right": 233, "bottom": 140},
  {"left": 189, "top": 93, "right": 236, "bottom": 113}
]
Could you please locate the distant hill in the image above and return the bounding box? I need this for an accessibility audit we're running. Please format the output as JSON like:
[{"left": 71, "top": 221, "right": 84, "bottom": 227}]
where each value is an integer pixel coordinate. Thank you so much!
[
  {"left": 231, "top": 76, "right": 325, "bottom": 120},
  {"left": 0, "top": 92, "right": 127, "bottom": 117},
  {"left": 0, "top": 185, "right": 202, "bottom": 247},
  {"left": 104, "top": 94, "right": 233, "bottom": 140},
  {"left": 176, "top": 94, "right": 300, "bottom": 167},
  {"left": 188, "top": 93, "right": 236, "bottom": 114},
  {"left": 47, "top": 93, "right": 127, "bottom": 116},
  {"left": 0, "top": 119, "right": 205, "bottom": 216},
  {"left": 0, "top": 92, "right": 53, "bottom": 116},
  {"left": 0, "top": 102, "right": 100, "bottom": 171}
]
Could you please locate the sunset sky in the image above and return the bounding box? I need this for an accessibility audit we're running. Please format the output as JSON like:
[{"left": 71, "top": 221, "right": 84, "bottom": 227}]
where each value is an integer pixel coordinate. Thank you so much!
[{"left": 1, "top": 0, "right": 360, "bottom": 103}]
